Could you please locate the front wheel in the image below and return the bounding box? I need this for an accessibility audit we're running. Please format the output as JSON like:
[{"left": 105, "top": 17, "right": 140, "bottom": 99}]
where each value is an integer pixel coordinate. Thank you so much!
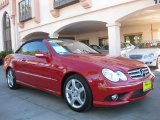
[
  {"left": 7, "top": 69, "right": 19, "bottom": 89},
  {"left": 63, "top": 75, "right": 92, "bottom": 112}
]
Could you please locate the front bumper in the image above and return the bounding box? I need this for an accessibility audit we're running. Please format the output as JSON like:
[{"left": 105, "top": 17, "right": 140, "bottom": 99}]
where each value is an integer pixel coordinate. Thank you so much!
[
  {"left": 93, "top": 76, "right": 154, "bottom": 107},
  {"left": 129, "top": 58, "right": 157, "bottom": 67},
  {"left": 139, "top": 59, "right": 157, "bottom": 67}
]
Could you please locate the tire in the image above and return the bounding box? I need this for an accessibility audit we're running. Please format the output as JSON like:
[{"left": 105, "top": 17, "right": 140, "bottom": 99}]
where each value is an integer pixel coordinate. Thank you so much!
[
  {"left": 6, "top": 69, "right": 19, "bottom": 89},
  {"left": 0, "top": 59, "right": 3, "bottom": 65},
  {"left": 63, "top": 74, "right": 92, "bottom": 112},
  {"left": 155, "top": 56, "right": 160, "bottom": 69}
]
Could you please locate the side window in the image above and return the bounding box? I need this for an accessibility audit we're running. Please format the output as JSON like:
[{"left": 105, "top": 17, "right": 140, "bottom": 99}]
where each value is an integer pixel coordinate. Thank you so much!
[
  {"left": 18, "top": 43, "right": 30, "bottom": 54},
  {"left": 17, "top": 41, "right": 49, "bottom": 55}
]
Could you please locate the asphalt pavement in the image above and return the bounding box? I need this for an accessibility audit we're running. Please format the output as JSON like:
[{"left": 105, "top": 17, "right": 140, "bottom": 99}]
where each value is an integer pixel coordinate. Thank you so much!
[{"left": 0, "top": 66, "right": 159, "bottom": 120}]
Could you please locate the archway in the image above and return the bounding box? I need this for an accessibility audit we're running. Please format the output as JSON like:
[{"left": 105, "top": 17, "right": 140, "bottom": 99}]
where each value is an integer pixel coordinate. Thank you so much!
[
  {"left": 22, "top": 32, "right": 49, "bottom": 42},
  {"left": 2, "top": 12, "right": 12, "bottom": 51},
  {"left": 118, "top": 5, "right": 160, "bottom": 45},
  {"left": 54, "top": 21, "right": 107, "bottom": 46},
  {"left": 53, "top": 20, "right": 122, "bottom": 56}
]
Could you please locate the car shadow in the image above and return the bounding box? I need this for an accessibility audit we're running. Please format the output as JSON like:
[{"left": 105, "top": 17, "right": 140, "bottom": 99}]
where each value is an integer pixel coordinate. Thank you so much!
[{"left": 16, "top": 85, "right": 151, "bottom": 112}]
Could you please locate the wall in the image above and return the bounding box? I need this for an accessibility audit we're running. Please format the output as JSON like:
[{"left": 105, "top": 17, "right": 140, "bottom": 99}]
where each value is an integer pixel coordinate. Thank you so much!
[
  {"left": 0, "top": 3, "right": 11, "bottom": 51},
  {"left": 121, "top": 24, "right": 153, "bottom": 42},
  {"left": 0, "top": 0, "right": 158, "bottom": 50},
  {"left": 72, "top": 23, "right": 160, "bottom": 46},
  {"left": 0, "top": 10, "right": 3, "bottom": 51},
  {"left": 121, "top": 23, "right": 160, "bottom": 42},
  {"left": 0, "top": 0, "right": 17, "bottom": 52},
  {"left": 19, "top": 0, "right": 152, "bottom": 40},
  {"left": 75, "top": 31, "right": 107, "bottom": 45},
  {"left": 19, "top": 0, "right": 136, "bottom": 32}
]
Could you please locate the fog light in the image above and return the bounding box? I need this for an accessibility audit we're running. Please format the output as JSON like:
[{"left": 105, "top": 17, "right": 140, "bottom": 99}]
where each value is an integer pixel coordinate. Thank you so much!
[{"left": 111, "top": 94, "right": 118, "bottom": 101}]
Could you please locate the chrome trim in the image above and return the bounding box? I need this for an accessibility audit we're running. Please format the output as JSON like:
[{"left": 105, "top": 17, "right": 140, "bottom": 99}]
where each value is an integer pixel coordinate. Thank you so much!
[
  {"left": 102, "top": 82, "right": 142, "bottom": 89},
  {"left": 16, "top": 71, "right": 57, "bottom": 81},
  {"left": 128, "top": 67, "right": 150, "bottom": 79},
  {"left": 35, "top": 53, "right": 44, "bottom": 57}
]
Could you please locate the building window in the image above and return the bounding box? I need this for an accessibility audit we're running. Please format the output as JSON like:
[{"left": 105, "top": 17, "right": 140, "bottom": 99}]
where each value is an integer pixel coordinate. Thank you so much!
[
  {"left": 124, "top": 34, "right": 142, "bottom": 46},
  {"left": 19, "top": 0, "right": 32, "bottom": 22},
  {"left": 54, "top": 0, "right": 79, "bottom": 9},
  {"left": 99, "top": 38, "right": 108, "bottom": 47},
  {"left": 154, "top": 0, "right": 160, "bottom": 4},
  {"left": 80, "top": 40, "right": 89, "bottom": 45},
  {"left": 3, "top": 12, "right": 12, "bottom": 52}
]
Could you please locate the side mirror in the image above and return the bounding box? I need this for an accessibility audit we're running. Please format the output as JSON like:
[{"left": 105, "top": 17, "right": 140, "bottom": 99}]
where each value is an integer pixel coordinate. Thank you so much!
[{"left": 35, "top": 52, "right": 50, "bottom": 59}]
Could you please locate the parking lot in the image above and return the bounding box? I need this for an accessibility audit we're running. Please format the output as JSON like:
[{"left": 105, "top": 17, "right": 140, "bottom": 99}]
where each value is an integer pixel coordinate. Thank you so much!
[{"left": 0, "top": 65, "right": 159, "bottom": 120}]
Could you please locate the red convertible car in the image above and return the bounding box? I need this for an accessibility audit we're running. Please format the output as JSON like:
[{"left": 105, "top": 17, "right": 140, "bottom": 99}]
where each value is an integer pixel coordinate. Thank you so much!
[{"left": 3, "top": 38, "right": 155, "bottom": 112}]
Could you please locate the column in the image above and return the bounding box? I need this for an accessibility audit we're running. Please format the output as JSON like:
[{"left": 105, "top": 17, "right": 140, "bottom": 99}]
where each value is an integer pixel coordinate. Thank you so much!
[{"left": 106, "top": 22, "right": 121, "bottom": 57}]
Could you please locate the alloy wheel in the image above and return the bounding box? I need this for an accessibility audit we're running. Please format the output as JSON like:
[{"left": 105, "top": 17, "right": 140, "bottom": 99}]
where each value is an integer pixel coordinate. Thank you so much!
[
  {"left": 7, "top": 70, "right": 14, "bottom": 88},
  {"left": 65, "top": 79, "right": 86, "bottom": 109}
]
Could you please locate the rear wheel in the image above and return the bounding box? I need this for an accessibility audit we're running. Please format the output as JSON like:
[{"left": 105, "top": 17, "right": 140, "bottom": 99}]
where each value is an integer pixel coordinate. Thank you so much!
[
  {"left": 155, "top": 56, "right": 160, "bottom": 69},
  {"left": 7, "top": 69, "right": 19, "bottom": 89},
  {"left": 63, "top": 74, "right": 92, "bottom": 112}
]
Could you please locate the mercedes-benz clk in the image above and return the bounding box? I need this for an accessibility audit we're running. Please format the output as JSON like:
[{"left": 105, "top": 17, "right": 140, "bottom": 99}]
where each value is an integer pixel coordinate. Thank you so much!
[
  {"left": 126, "top": 41, "right": 160, "bottom": 69},
  {"left": 3, "top": 39, "right": 155, "bottom": 112}
]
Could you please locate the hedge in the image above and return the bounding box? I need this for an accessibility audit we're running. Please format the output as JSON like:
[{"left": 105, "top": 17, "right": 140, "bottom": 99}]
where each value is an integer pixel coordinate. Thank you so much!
[{"left": 0, "top": 51, "right": 12, "bottom": 58}]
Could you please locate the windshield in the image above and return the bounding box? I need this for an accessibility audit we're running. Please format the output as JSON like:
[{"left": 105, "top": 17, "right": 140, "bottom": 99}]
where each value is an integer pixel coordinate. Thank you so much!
[
  {"left": 90, "top": 45, "right": 102, "bottom": 49},
  {"left": 48, "top": 39, "right": 98, "bottom": 55},
  {"left": 138, "top": 41, "right": 160, "bottom": 49}
]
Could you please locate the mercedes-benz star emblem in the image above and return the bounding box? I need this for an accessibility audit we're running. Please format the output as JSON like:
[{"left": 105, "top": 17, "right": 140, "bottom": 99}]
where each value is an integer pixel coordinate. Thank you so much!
[{"left": 140, "top": 69, "right": 146, "bottom": 77}]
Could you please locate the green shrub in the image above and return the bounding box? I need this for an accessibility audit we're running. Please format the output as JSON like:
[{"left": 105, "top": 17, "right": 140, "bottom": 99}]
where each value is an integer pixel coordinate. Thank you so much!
[{"left": 0, "top": 51, "right": 12, "bottom": 58}]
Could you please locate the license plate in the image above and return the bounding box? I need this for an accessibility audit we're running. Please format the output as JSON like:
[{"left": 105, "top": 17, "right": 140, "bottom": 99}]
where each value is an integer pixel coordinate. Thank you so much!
[{"left": 143, "top": 80, "right": 152, "bottom": 92}]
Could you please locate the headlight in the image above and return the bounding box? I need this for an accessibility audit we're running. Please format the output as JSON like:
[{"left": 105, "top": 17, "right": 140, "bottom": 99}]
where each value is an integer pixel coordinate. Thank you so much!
[
  {"left": 125, "top": 54, "right": 129, "bottom": 58},
  {"left": 102, "top": 69, "right": 127, "bottom": 82},
  {"left": 144, "top": 53, "right": 154, "bottom": 59},
  {"left": 146, "top": 65, "right": 155, "bottom": 77},
  {"left": 116, "top": 71, "right": 127, "bottom": 81},
  {"left": 102, "top": 69, "right": 119, "bottom": 82},
  {"left": 122, "top": 54, "right": 127, "bottom": 58}
]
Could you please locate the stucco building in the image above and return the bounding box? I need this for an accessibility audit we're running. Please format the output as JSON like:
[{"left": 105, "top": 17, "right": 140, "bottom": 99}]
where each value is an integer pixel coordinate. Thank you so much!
[{"left": 0, "top": 0, "right": 160, "bottom": 56}]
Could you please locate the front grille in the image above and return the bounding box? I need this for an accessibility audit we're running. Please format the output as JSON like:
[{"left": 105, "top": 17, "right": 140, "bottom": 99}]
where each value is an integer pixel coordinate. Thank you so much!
[
  {"left": 128, "top": 67, "right": 149, "bottom": 79},
  {"left": 129, "top": 55, "right": 142, "bottom": 59}
]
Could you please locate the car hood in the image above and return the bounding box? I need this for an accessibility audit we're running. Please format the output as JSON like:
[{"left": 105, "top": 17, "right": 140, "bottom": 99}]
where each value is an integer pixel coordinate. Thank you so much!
[
  {"left": 128, "top": 48, "right": 159, "bottom": 55},
  {"left": 62, "top": 54, "right": 145, "bottom": 72}
]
